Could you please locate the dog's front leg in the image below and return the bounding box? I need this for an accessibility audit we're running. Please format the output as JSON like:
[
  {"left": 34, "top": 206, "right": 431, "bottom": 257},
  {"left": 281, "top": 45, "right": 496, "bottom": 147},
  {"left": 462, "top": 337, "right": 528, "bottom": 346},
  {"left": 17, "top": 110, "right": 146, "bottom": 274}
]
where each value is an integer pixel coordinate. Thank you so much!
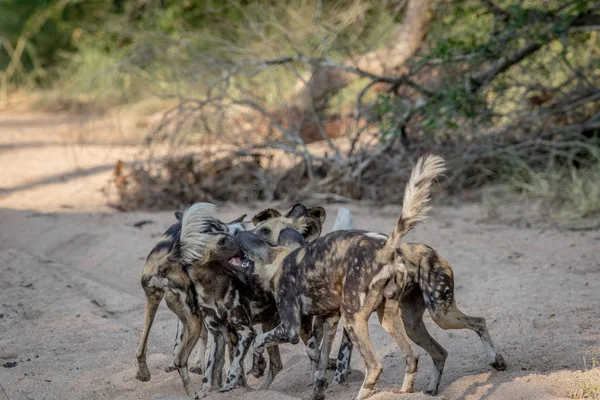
[
  {"left": 332, "top": 328, "right": 353, "bottom": 385},
  {"left": 165, "top": 319, "right": 184, "bottom": 373},
  {"left": 220, "top": 324, "right": 255, "bottom": 392},
  {"left": 173, "top": 317, "right": 203, "bottom": 399},
  {"left": 189, "top": 322, "right": 208, "bottom": 375},
  {"left": 312, "top": 314, "right": 340, "bottom": 400},
  {"left": 305, "top": 315, "right": 323, "bottom": 385},
  {"left": 258, "top": 320, "right": 283, "bottom": 390},
  {"left": 199, "top": 328, "right": 227, "bottom": 397},
  {"left": 253, "top": 320, "right": 300, "bottom": 358}
]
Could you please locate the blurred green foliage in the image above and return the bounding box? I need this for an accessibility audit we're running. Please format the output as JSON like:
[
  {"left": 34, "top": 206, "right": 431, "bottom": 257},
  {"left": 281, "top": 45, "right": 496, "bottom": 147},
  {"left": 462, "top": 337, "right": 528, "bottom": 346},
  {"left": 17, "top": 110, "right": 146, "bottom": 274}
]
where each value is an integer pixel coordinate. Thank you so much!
[{"left": 1, "top": 0, "right": 598, "bottom": 217}]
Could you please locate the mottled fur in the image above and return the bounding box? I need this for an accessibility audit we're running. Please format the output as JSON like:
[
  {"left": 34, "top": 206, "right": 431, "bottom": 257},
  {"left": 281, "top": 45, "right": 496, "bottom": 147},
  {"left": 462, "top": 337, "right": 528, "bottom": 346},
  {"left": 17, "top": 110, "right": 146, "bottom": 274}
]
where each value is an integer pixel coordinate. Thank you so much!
[
  {"left": 234, "top": 155, "right": 505, "bottom": 400},
  {"left": 166, "top": 210, "right": 249, "bottom": 375},
  {"left": 246, "top": 205, "right": 356, "bottom": 383},
  {"left": 135, "top": 204, "right": 276, "bottom": 399}
]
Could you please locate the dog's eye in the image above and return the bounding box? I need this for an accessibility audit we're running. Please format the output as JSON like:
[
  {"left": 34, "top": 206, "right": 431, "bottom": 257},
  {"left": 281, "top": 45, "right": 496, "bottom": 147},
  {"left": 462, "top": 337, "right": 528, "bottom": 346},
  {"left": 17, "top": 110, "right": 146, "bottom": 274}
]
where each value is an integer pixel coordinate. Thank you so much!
[
  {"left": 218, "top": 237, "right": 227, "bottom": 246},
  {"left": 259, "top": 227, "right": 271, "bottom": 236}
]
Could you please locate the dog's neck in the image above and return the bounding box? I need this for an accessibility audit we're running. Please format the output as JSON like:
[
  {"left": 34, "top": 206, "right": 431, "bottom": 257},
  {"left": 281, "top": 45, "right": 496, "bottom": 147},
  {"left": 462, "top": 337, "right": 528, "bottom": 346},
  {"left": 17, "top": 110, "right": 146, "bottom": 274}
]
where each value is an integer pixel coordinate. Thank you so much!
[{"left": 252, "top": 247, "right": 295, "bottom": 294}]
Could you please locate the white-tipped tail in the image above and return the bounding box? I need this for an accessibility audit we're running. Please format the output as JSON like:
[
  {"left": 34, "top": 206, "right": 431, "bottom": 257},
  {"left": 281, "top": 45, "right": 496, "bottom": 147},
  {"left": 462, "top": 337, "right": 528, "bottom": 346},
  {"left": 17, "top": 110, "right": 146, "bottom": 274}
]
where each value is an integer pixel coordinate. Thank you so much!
[
  {"left": 180, "top": 202, "right": 218, "bottom": 264},
  {"left": 331, "top": 207, "right": 355, "bottom": 232},
  {"left": 386, "top": 155, "right": 446, "bottom": 250}
]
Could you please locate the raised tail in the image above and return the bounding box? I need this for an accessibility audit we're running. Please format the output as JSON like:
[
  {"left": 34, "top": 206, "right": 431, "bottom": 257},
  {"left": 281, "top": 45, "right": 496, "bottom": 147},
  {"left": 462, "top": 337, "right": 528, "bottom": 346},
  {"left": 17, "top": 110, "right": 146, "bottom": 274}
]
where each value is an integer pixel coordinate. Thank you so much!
[
  {"left": 385, "top": 155, "right": 446, "bottom": 251},
  {"left": 331, "top": 207, "right": 355, "bottom": 232},
  {"left": 180, "top": 202, "right": 218, "bottom": 265}
]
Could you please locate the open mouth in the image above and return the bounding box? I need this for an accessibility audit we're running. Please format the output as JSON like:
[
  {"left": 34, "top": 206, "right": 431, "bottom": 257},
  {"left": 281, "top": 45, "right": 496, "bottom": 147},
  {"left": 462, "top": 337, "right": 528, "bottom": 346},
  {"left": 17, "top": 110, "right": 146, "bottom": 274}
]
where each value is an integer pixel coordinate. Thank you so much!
[{"left": 228, "top": 256, "right": 253, "bottom": 269}]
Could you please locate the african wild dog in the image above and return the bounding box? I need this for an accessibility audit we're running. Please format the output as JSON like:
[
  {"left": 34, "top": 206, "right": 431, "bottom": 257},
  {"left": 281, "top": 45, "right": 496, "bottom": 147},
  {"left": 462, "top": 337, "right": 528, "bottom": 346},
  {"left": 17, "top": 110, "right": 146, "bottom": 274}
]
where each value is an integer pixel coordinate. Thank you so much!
[
  {"left": 246, "top": 204, "right": 357, "bottom": 384},
  {"left": 135, "top": 210, "right": 250, "bottom": 386},
  {"left": 166, "top": 211, "right": 249, "bottom": 373},
  {"left": 164, "top": 211, "right": 249, "bottom": 375},
  {"left": 232, "top": 155, "right": 506, "bottom": 400}
]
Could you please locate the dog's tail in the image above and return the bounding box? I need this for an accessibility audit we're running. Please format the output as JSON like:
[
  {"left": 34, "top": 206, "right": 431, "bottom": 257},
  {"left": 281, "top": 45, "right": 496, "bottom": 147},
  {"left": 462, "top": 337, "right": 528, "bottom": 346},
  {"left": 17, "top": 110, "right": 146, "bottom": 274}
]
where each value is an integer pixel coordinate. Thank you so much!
[
  {"left": 385, "top": 155, "right": 445, "bottom": 251},
  {"left": 331, "top": 207, "right": 355, "bottom": 232},
  {"left": 180, "top": 202, "right": 218, "bottom": 265}
]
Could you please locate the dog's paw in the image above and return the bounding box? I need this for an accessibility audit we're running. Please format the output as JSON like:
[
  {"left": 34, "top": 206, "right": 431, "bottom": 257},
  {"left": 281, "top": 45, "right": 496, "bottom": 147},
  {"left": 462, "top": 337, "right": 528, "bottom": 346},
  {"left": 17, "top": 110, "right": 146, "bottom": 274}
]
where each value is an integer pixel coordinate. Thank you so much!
[
  {"left": 189, "top": 365, "right": 203, "bottom": 375},
  {"left": 390, "top": 387, "right": 413, "bottom": 394},
  {"left": 310, "top": 392, "right": 326, "bottom": 400},
  {"left": 332, "top": 373, "right": 346, "bottom": 385},
  {"left": 164, "top": 364, "right": 177, "bottom": 373},
  {"left": 491, "top": 354, "right": 507, "bottom": 371},
  {"left": 250, "top": 354, "right": 267, "bottom": 378},
  {"left": 353, "top": 387, "right": 375, "bottom": 400},
  {"left": 327, "top": 358, "right": 338, "bottom": 370},
  {"left": 135, "top": 367, "right": 151, "bottom": 382}
]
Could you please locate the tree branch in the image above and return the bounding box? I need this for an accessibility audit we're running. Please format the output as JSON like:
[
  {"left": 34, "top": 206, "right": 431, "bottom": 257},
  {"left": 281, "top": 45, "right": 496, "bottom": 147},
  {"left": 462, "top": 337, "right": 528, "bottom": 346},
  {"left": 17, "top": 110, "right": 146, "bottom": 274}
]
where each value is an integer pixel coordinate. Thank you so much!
[{"left": 466, "top": 9, "right": 596, "bottom": 93}]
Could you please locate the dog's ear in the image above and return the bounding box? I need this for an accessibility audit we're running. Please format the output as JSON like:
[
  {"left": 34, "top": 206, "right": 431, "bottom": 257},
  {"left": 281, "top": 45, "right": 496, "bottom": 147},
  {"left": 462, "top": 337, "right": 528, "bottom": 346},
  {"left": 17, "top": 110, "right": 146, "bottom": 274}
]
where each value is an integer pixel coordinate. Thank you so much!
[
  {"left": 307, "top": 206, "right": 326, "bottom": 225},
  {"left": 229, "top": 214, "right": 247, "bottom": 224},
  {"left": 278, "top": 227, "right": 306, "bottom": 248},
  {"left": 285, "top": 203, "right": 308, "bottom": 220},
  {"left": 174, "top": 211, "right": 183, "bottom": 221},
  {"left": 252, "top": 209, "right": 281, "bottom": 226},
  {"left": 300, "top": 216, "right": 322, "bottom": 241}
]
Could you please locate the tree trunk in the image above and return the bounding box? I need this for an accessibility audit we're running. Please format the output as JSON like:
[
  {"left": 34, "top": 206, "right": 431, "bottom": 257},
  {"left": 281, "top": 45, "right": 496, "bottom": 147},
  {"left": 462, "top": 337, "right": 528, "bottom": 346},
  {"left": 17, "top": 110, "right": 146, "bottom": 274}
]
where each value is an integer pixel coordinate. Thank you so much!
[{"left": 291, "top": 0, "right": 435, "bottom": 112}]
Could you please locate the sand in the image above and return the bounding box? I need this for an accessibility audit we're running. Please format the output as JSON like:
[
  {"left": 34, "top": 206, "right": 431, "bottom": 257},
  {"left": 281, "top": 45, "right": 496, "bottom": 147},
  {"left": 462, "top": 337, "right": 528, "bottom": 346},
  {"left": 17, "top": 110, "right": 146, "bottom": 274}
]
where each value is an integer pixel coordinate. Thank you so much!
[{"left": 0, "top": 112, "right": 599, "bottom": 400}]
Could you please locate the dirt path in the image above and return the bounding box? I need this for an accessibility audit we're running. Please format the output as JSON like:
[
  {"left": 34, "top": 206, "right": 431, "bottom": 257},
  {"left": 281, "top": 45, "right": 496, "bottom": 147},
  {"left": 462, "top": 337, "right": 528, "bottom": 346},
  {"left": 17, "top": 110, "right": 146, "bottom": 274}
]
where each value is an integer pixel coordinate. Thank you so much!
[{"left": 0, "top": 113, "right": 598, "bottom": 400}]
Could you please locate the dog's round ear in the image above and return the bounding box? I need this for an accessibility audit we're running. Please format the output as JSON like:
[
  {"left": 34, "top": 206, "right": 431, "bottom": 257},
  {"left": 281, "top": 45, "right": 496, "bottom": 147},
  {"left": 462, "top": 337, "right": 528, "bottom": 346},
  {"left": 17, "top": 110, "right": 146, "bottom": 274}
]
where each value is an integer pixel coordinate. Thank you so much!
[
  {"left": 278, "top": 227, "right": 306, "bottom": 248},
  {"left": 252, "top": 209, "right": 282, "bottom": 226},
  {"left": 229, "top": 214, "right": 247, "bottom": 224},
  {"left": 174, "top": 211, "right": 184, "bottom": 221},
  {"left": 307, "top": 206, "right": 326, "bottom": 225},
  {"left": 300, "top": 216, "right": 322, "bottom": 241},
  {"left": 285, "top": 203, "right": 308, "bottom": 220}
]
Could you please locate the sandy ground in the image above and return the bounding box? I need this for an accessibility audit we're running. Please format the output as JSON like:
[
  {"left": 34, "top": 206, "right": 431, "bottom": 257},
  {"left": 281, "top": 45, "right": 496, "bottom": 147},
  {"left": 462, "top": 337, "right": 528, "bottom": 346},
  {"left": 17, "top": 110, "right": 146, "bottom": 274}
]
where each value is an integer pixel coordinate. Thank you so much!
[{"left": 0, "top": 112, "right": 599, "bottom": 400}]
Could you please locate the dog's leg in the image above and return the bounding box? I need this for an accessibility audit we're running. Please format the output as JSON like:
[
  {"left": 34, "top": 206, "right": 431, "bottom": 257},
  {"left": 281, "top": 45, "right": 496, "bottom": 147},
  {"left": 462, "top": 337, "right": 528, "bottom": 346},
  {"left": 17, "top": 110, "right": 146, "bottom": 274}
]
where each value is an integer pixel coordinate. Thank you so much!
[
  {"left": 253, "top": 295, "right": 301, "bottom": 357},
  {"left": 253, "top": 319, "right": 300, "bottom": 359},
  {"left": 249, "top": 324, "right": 267, "bottom": 379},
  {"left": 220, "top": 324, "right": 255, "bottom": 392},
  {"left": 343, "top": 314, "right": 382, "bottom": 400},
  {"left": 305, "top": 315, "right": 322, "bottom": 385},
  {"left": 200, "top": 329, "right": 227, "bottom": 396},
  {"left": 376, "top": 298, "right": 419, "bottom": 393},
  {"left": 135, "top": 292, "right": 163, "bottom": 382},
  {"left": 189, "top": 322, "right": 208, "bottom": 375},
  {"left": 312, "top": 314, "right": 340, "bottom": 400},
  {"left": 401, "top": 290, "right": 447, "bottom": 395},
  {"left": 300, "top": 315, "right": 315, "bottom": 344},
  {"left": 332, "top": 329, "right": 353, "bottom": 385},
  {"left": 421, "top": 255, "right": 506, "bottom": 374},
  {"left": 308, "top": 315, "right": 349, "bottom": 386},
  {"left": 165, "top": 319, "right": 185, "bottom": 373},
  {"left": 247, "top": 322, "right": 267, "bottom": 379},
  {"left": 249, "top": 351, "right": 267, "bottom": 379},
  {"left": 173, "top": 317, "right": 203, "bottom": 399},
  {"left": 226, "top": 330, "right": 245, "bottom": 386},
  {"left": 258, "top": 320, "right": 283, "bottom": 390},
  {"left": 430, "top": 302, "right": 506, "bottom": 371},
  {"left": 341, "top": 284, "right": 388, "bottom": 400}
]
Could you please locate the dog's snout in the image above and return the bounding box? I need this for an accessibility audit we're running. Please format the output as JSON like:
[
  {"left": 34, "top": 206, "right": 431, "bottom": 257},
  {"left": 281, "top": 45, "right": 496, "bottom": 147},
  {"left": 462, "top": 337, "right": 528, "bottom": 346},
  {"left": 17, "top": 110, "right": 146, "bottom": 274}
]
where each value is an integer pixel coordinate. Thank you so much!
[{"left": 235, "top": 231, "right": 265, "bottom": 250}]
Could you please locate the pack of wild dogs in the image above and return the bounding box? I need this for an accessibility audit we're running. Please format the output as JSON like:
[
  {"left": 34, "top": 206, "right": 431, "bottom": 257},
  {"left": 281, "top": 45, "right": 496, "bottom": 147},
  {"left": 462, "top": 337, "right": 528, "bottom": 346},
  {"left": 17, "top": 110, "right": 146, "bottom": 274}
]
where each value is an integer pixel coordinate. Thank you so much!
[{"left": 134, "top": 155, "right": 507, "bottom": 400}]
